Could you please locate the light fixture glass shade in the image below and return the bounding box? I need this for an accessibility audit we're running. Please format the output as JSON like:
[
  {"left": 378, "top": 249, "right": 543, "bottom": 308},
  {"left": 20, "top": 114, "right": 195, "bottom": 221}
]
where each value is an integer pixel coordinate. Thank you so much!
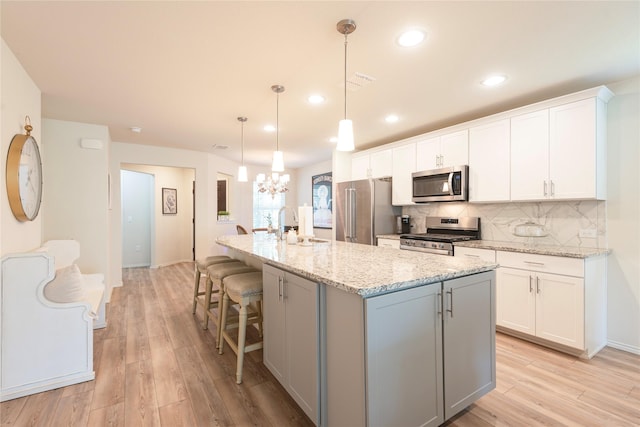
[
  {"left": 337, "top": 119, "right": 355, "bottom": 151},
  {"left": 257, "top": 173, "right": 266, "bottom": 183},
  {"left": 281, "top": 174, "right": 290, "bottom": 183},
  {"left": 238, "top": 165, "right": 248, "bottom": 182},
  {"left": 272, "top": 150, "right": 285, "bottom": 172}
]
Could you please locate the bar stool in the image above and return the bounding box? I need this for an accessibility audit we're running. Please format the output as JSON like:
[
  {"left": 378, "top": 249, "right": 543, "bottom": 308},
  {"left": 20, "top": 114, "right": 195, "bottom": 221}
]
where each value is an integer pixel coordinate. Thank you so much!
[
  {"left": 192, "top": 256, "right": 235, "bottom": 316},
  {"left": 218, "top": 271, "right": 263, "bottom": 384},
  {"left": 203, "top": 262, "right": 257, "bottom": 333}
]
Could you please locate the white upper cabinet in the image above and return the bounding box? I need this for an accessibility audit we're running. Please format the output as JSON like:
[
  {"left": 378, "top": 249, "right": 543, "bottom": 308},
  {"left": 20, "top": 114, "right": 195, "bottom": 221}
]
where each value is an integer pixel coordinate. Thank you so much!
[
  {"left": 549, "top": 98, "right": 606, "bottom": 200},
  {"left": 351, "top": 148, "right": 393, "bottom": 181},
  {"left": 351, "top": 154, "right": 371, "bottom": 181},
  {"left": 511, "top": 96, "right": 608, "bottom": 201},
  {"left": 416, "top": 130, "right": 468, "bottom": 171},
  {"left": 344, "top": 86, "right": 611, "bottom": 203},
  {"left": 392, "top": 143, "right": 416, "bottom": 205},
  {"left": 511, "top": 109, "right": 550, "bottom": 200},
  {"left": 469, "top": 119, "right": 510, "bottom": 202}
]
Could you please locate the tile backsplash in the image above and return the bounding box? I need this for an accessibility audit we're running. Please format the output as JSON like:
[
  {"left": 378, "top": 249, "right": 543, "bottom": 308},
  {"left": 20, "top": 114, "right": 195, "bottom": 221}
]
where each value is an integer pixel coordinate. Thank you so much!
[{"left": 403, "top": 200, "right": 606, "bottom": 249}]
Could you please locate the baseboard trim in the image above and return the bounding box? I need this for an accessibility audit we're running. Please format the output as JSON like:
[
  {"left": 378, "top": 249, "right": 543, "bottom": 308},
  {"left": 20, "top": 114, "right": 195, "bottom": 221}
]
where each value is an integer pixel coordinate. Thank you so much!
[{"left": 607, "top": 340, "right": 640, "bottom": 355}]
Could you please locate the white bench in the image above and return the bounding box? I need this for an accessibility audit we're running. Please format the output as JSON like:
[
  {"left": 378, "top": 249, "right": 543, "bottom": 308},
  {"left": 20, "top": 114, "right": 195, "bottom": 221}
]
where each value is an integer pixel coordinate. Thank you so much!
[{"left": 0, "top": 240, "right": 106, "bottom": 402}]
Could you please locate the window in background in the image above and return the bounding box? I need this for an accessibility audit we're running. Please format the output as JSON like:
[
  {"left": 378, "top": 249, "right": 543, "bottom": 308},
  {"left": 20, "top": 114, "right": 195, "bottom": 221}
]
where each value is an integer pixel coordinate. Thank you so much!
[{"left": 252, "top": 182, "right": 285, "bottom": 230}]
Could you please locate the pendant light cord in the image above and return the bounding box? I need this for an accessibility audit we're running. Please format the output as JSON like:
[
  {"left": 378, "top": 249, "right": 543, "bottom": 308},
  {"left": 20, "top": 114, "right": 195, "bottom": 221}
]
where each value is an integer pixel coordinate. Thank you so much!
[
  {"left": 276, "top": 92, "right": 280, "bottom": 151},
  {"left": 241, "top": 121, "right": 244, "bottom": 165},
  {"left": 344, "top": 34, "right": 348, "bottom": 119}
]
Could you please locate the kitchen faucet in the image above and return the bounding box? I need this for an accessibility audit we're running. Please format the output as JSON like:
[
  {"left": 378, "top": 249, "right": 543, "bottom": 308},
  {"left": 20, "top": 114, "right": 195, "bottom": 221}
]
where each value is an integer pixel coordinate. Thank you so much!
[{"left": 277, "top": 206, "right": 298, "bottom": 240}]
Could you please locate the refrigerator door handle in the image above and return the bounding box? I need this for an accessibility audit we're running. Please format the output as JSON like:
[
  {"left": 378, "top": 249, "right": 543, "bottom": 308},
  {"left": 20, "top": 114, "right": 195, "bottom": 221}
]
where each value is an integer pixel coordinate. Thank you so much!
[{"left": 345, "top": 188, "right": 356, "bottom": 240}]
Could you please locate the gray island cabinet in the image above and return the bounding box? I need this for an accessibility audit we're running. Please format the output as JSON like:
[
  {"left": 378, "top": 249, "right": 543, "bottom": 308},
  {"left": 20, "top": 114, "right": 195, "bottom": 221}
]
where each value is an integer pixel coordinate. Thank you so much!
[{"left": 216, "top": 235, "right": 497, "bottom": 426}]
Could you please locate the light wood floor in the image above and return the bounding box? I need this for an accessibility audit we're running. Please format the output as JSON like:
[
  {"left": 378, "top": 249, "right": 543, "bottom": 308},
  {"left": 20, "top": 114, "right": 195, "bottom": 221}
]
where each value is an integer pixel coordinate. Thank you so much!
[{"left": 1, "top": 262, "right": 639, "bottom": 426}]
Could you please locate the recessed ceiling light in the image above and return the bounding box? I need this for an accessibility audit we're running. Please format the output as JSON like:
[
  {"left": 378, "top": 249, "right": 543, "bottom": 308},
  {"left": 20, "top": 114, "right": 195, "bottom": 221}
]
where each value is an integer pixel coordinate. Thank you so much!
[
  {"left": 397, "top": 29, "right": 426, "bottom": 47},
  {"left": 385, "top": 114, "right": 399, "bottom": 123},
  {"left": 130, "top": 126, "right": 142, "bottom": 133},
  {"left": 481, "top": 74, "right": 507, "bottom": 87},
  {"left": 264, "top": 124, "right": 276, "bottom": 132},
  {"left": 308, "top": 94, "right": 325, "bottom": 104}
]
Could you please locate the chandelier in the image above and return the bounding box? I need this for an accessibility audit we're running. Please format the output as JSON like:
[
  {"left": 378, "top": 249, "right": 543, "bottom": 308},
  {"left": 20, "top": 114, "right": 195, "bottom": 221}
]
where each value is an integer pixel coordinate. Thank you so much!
[{"left": 257, "top": 172, "right": 290, "bottom": 198}]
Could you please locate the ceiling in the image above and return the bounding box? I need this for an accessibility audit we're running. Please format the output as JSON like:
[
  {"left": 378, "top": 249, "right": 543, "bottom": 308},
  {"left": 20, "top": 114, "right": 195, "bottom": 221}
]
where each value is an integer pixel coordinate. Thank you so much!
[{"left": 2, "top": 1, "right": 639, "bottom": 169}]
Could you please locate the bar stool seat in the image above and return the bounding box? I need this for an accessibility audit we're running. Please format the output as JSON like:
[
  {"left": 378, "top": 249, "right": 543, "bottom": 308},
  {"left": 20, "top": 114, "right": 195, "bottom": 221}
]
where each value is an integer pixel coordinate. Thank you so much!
[
  {"left": 192, "top": 256, "right": 235, "bottom": 316},
  {"left": 218, "top": 271, "right": 264, "bottom": 384},
  {"left": 204, "top": 262, "right": 257, "bottom": 334}
]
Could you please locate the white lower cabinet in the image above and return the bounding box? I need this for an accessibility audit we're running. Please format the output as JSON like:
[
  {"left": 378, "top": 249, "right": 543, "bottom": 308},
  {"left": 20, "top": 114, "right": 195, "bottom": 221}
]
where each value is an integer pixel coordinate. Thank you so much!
[
  {"left": 262, "top": 265, "right": 319, "bottom": 425},
  {"left": 365, "top": 272, "right": 496, "bottom": 427},
  {"left": 496, "top": 251, "right": 606, "bottom": 356},
  {"left": 497, "top": 266, "right": 585, "bottom": 349}
]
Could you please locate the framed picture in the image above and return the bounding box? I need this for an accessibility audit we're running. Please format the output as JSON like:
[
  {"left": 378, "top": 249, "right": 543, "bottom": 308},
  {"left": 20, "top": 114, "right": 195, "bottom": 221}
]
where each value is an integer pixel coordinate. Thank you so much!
[
  {"left": 312, "top": 172, "right": 332, "bottom": 229},
  {"left": 162, "top": 188, "right": 177, "bottom": 215}
]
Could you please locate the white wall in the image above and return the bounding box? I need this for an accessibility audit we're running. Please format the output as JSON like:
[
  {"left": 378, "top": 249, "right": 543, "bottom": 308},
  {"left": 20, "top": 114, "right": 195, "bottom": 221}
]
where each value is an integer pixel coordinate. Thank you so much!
[
  {"left": 41, "top": 119, "right": 110, "bottom": 286},
  {"left": 122, "top": 164, "right": 195, "bottom": 267},
  {"left": 297, "top": 159, "right": 332, "bottom": 240},
  {"left": 0, "top": 39, "right": 42, "bottom": 255},
  {"left": 605, "top": 76, "right": 640, "bottom": 353}
]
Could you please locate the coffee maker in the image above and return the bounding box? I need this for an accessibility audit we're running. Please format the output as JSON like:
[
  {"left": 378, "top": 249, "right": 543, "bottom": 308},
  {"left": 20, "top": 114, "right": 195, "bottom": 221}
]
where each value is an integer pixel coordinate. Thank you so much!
[{"left": 396, "top": 215, "right": 411, "bottom": 234}]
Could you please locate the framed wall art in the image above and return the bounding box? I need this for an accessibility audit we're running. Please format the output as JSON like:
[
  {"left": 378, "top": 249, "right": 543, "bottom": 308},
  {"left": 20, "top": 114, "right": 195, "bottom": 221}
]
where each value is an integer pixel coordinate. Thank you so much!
[
  {"left": 162, "top": 188, "right": 177, "bottom": 215},
  {"left": 312, "top": 172, "right": 332, "bottom": 229}
]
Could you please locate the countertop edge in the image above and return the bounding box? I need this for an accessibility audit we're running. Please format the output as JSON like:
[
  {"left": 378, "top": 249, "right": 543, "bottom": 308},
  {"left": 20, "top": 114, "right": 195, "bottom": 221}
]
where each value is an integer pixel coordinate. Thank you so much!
[
  {"left": 217, "top": 237, "right": 498, "bottom": 298},
  {"left": 454, "top": 240, "right": 610, "bottom": 259}
]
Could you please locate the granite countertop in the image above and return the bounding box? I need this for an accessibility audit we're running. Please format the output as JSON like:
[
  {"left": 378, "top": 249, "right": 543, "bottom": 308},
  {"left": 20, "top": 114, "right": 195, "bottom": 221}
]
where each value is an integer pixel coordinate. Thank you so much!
[
  {"left": 216, "top": 234, "right": 497, "bottom": 297},
  {"left": 454, "top": 240, "right": 610, "bottom": 259}
]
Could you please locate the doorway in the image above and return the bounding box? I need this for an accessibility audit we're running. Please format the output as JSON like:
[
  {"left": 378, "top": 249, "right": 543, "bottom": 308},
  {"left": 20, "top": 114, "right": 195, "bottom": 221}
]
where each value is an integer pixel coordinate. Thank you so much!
[
  {"left": 120, "top": 164, "right": 195, "bottom": 268},
  {"left": 121, "top": 169, "right": 153, "bottom": 267}
]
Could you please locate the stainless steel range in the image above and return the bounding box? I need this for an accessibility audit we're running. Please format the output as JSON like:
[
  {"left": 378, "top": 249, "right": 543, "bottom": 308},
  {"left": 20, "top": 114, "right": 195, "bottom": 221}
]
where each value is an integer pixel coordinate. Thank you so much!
[{"left": 400, "top": 217, "right": 481, "bottom": 255}]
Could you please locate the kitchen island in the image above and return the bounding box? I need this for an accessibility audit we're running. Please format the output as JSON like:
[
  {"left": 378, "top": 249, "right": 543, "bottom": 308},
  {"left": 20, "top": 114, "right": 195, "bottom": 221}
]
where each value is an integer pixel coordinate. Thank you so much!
[{"left": 217, "top": 234, "right": 498, "bottom": 427}]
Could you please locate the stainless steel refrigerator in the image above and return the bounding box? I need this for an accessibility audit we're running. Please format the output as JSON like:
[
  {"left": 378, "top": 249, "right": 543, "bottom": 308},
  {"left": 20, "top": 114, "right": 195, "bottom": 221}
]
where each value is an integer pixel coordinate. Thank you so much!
[{"left": 336, "top": 177, "right": 401, "bottom": 245}]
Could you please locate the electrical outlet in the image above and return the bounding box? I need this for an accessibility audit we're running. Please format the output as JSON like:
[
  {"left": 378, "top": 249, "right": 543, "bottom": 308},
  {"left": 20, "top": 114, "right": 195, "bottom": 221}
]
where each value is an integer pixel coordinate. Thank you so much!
[{"left": 579, "top": 228, "right": 597, "bottom": 238}]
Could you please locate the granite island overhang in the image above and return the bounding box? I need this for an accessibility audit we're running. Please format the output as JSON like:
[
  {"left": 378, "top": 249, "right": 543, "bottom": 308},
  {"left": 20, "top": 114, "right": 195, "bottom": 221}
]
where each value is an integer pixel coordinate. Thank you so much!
[{"left": 216, "top": 233, "right": 498, "bottom": 426}]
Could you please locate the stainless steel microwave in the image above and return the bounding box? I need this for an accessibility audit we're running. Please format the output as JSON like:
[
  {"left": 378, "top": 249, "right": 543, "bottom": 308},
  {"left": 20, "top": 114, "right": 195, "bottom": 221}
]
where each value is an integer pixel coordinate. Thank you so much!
[{"left": 412, "top": 165, "right": 468, "bottom": 203}]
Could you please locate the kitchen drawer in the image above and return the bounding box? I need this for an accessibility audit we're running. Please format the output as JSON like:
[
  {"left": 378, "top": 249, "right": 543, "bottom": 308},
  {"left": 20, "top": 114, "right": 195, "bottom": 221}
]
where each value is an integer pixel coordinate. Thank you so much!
[
  {"left": 454, "top": 247, "right": 496, "bottom": 263},
  {"left": 497, "top": 251, "right": 584, "bottom": 277}
]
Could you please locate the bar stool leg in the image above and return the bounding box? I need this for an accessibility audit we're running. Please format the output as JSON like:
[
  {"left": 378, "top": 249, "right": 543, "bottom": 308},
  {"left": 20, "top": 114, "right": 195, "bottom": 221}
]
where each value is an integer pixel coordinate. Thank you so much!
[
  {"left": 192, "top": 268, "right": 202, "bottom": 314},
  {"left": 256, "top": 300, "right": 263, "bottom": 338},
  {"left": 218, "top": 293, "right": 230, "bottom": 355},
  {"left": 216, "top": 282, "right": 226, "bottom": 348},
  {"left": 236, "top": 303, "right": 248, "bottom": 384},
  {"left": 202, "top": 277, "right": 214, "bottom": 330}
]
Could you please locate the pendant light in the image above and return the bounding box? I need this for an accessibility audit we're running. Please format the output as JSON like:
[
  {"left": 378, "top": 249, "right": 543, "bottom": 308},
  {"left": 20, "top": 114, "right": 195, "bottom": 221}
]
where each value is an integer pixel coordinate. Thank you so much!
[
  {"left": 336, "top": 19, "right": 356, "bottom": 152},
  {"left": 271, "top": 84, "right": 285, "bottom": 172},
  {"left": 237, "top": 116, "right": 248, "bottom": 182}
]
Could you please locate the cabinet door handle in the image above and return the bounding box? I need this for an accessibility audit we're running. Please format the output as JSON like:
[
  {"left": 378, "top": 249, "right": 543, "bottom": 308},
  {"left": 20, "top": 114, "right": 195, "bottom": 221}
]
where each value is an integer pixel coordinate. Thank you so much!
[
  {"left": 464, "top": 254, "right": 480, "bottom": 258},
  {"left": 550, "top": 180, "right": 555, "bottom": 196},
  {"left": 536, "top": 276, "right": 541, "bottom": 294},
  {"left": 543, "top": 181, "right": 548, "bottom": 197},
  {"left": 524, "top": 261, "right": 545, "bottom": 266},
  {"left": 529, "top": 275, "right": 533, "bottom": 293},
  {"left": 437, "top": 291, "right": 442, "bottom": 317},
  {"left": 278, "top": 276, "right": 284, "bottom": 302},
  {"left": 446, "top": 289, "right": 454, "bottom": 318}
]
